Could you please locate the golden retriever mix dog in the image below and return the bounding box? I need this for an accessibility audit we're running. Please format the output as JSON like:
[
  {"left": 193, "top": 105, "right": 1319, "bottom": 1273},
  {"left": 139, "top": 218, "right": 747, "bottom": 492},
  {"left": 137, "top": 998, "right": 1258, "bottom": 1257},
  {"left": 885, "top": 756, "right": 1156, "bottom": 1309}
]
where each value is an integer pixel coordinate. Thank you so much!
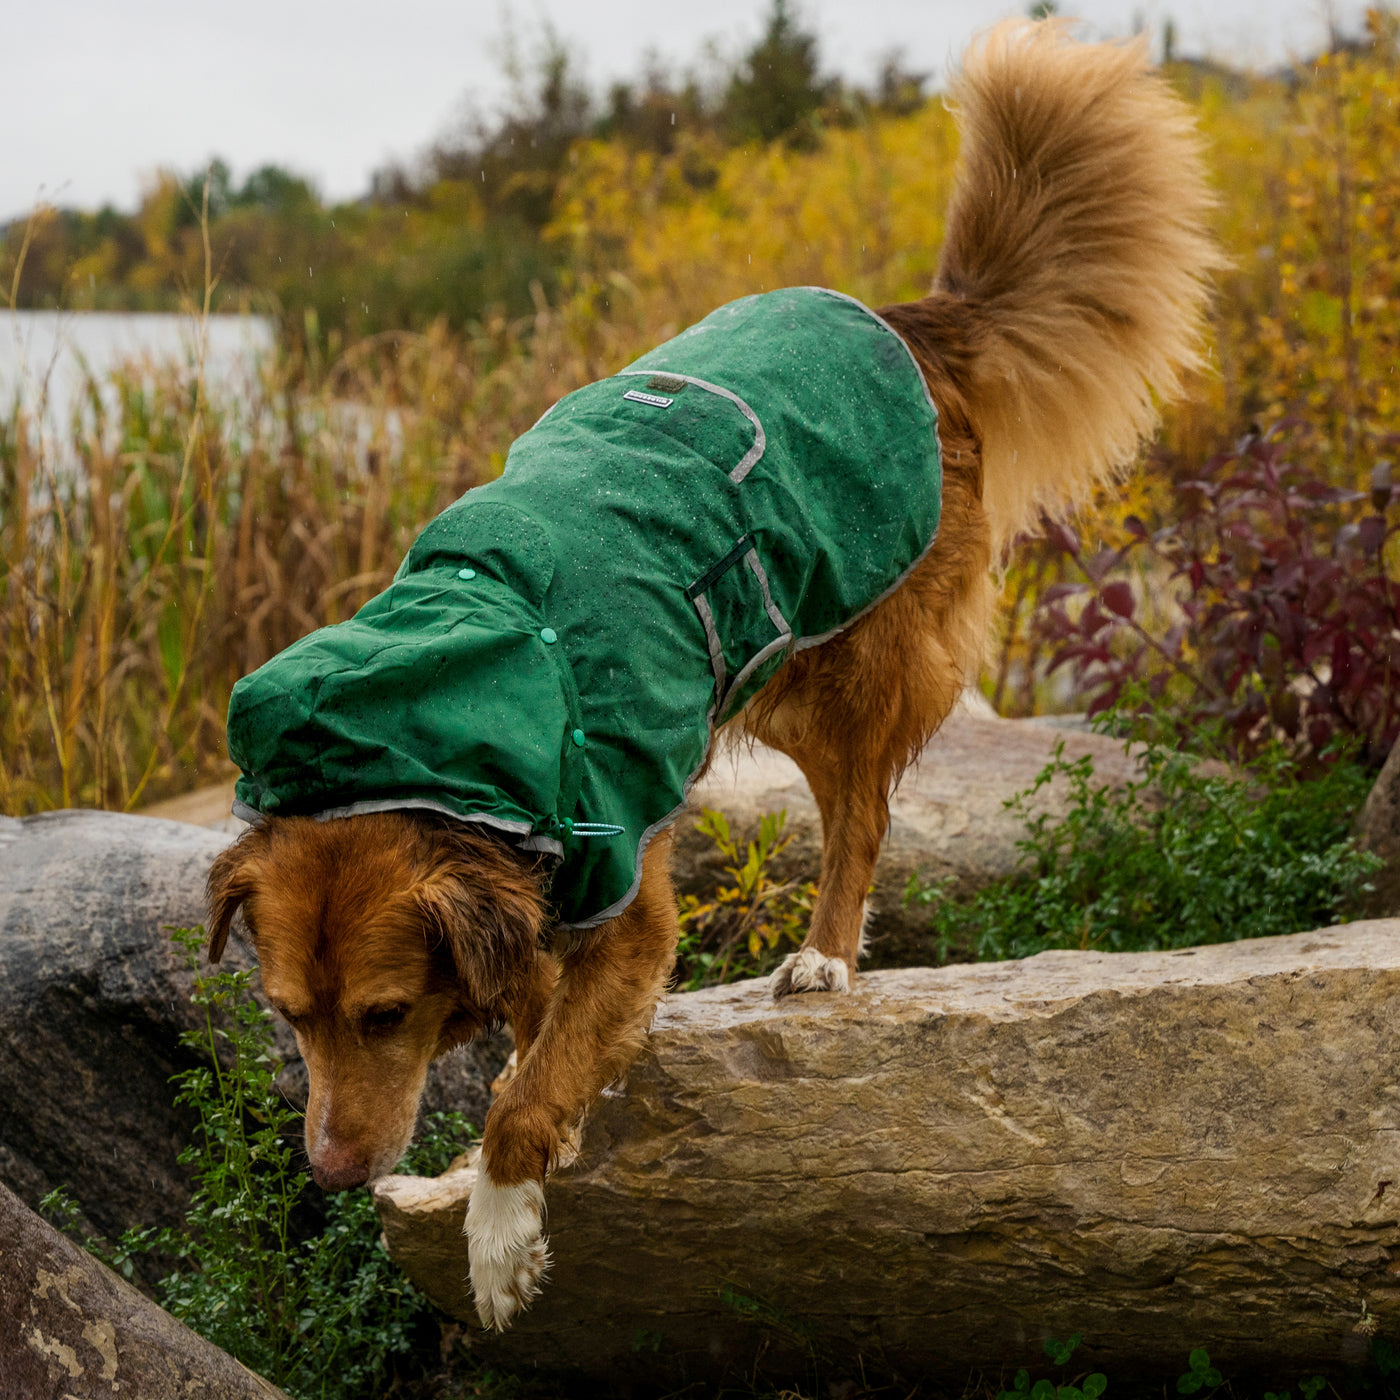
[{"left": 206, "top": 20, "right": 1218, "bottom": 1331}]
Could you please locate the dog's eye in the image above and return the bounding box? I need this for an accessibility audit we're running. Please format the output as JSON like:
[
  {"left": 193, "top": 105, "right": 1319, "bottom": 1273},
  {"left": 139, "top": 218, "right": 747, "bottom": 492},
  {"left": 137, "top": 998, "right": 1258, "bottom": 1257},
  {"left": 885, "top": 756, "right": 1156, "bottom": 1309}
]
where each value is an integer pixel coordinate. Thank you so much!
[{"left": 363, "top": 1006, "right": 408, "bottom": 1034}]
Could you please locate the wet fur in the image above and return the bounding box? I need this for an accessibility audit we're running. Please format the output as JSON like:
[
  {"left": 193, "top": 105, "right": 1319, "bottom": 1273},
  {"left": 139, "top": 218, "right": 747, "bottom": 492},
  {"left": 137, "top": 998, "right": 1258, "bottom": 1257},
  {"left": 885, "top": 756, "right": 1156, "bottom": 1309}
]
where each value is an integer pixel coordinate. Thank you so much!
[{"left": 206, "top": 19, "right": 1218, "bottom": 1330}]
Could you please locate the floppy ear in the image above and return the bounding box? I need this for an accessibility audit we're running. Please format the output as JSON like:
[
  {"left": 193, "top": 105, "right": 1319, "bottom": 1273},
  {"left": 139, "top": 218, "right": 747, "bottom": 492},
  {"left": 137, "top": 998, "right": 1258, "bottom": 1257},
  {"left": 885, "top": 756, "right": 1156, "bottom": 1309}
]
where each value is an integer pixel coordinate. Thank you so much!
[
  {"left": 413, "top": 845, "right": 547, "bottom": 1008},
  {"left": 205, "top": 827, "right": 268, "bottom": 963}
]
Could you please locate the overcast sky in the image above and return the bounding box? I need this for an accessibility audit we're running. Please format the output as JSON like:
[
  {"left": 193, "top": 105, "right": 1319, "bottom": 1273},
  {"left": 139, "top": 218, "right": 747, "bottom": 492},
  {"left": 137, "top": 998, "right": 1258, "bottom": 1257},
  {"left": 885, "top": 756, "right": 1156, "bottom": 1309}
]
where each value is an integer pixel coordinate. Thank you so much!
[{"left": 4, "top": 0, "right": 1370, "bottom": 223}]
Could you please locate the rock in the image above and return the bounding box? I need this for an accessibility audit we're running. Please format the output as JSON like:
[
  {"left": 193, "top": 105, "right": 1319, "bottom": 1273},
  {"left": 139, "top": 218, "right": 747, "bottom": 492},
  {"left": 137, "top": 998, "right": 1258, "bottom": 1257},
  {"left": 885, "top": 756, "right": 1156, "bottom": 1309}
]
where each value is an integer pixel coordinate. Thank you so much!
[
  {"left": 375, "top": 923, "right": 1400, "bottom": 1382},
  {"left": 679, "top": 700, "right": 1152, "bottom": 966},
  {"left": 0, "top": 1178, "right": 288, "bottom": 1399},
  {"left": 0, "top": 811, "right": 508, "bottom": 1246},
  {"left": 1356, "top": 741, "right": 1400, "bottom": 914}
]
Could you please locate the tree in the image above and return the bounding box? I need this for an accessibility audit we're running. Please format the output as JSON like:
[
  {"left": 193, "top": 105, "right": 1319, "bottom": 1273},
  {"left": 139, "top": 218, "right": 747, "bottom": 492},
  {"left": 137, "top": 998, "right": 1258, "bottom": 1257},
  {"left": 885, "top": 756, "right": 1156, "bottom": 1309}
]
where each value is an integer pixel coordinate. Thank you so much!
[{"left": 723, "top": 0, "right": 832, "bottom": 145}]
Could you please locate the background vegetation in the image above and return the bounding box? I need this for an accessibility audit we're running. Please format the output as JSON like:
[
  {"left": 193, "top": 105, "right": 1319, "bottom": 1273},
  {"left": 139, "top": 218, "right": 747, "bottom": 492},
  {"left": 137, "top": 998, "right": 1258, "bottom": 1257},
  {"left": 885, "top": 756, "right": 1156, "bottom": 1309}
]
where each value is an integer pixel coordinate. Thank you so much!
[{"left": 5, "top": 4, "right": 1400, "bottom": 813}]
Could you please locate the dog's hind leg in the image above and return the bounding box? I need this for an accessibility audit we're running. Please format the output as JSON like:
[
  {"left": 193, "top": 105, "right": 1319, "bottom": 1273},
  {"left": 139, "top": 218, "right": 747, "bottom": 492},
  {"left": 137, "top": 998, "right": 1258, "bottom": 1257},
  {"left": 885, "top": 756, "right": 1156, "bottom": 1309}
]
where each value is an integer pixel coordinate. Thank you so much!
[
  {"left": 754, "top": 448, "right": 992, "bottom": 998},
  {"left": 465, "top": 832, "right": 680, "bottom": 1329}
]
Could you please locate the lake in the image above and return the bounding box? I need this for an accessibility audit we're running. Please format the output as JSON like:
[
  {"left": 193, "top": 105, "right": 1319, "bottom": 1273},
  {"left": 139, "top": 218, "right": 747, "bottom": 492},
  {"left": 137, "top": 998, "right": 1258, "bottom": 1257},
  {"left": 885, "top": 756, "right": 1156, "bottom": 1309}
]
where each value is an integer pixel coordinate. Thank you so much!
[{"left": 1, "top": 310, "right": 275, "bottom": 451}]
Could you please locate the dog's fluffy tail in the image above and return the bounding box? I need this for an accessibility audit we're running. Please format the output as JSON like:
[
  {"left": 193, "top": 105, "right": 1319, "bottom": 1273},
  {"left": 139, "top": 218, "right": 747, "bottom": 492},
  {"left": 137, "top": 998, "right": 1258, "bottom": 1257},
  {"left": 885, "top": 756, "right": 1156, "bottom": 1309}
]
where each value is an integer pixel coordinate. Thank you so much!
[{"left": 933, "top": 19, "right": 1222, "bottom": 552}]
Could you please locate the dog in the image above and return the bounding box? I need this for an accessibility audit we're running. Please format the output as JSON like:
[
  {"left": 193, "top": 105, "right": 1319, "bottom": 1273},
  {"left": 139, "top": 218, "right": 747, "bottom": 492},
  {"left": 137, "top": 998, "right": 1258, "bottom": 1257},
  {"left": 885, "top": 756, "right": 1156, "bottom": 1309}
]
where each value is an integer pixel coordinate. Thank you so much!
[{"left": 205, "top": 19, "right": 1219, "bottom": 1331}]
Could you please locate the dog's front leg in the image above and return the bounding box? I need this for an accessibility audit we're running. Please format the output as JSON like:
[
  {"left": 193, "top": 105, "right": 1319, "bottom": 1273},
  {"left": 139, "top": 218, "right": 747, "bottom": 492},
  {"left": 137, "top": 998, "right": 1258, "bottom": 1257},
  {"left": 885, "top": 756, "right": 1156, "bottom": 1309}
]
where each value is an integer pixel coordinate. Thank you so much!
[{"left": 465, "top": 834, "right": 679, "bottom": 1329}]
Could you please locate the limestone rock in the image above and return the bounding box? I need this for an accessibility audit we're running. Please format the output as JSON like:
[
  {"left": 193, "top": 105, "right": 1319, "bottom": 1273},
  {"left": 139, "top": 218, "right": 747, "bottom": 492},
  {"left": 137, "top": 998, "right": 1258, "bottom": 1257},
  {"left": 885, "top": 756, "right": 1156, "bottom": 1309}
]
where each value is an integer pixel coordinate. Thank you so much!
[
  {"left": 0, "top": 1179, "right": 287, "bottom": 1400},
  {"left": 375, "top": 923, "right": 1400, "bottom": 1382},
  {"left": 679, "top": 703, "right": 1152, "bottom": 966},
  {"left": 0, "top": 811, "right": 507, "bottom": 1245}
]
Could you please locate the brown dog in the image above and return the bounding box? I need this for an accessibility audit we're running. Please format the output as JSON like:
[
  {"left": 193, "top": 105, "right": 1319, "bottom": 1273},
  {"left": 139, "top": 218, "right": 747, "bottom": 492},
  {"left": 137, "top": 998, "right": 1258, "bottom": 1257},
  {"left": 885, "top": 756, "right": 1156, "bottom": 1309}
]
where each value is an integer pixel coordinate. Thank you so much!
[{"left": 207, "top": 20, "right": 1219, "bottom": 1330}]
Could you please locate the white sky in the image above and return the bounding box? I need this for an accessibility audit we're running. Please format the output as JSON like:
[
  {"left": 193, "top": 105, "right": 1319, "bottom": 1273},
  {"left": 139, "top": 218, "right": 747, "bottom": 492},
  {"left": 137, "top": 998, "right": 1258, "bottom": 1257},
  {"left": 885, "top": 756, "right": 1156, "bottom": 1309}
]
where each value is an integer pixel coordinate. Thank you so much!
[{"left": 4, "top": 0, "right": 1371, "bottom": 223}]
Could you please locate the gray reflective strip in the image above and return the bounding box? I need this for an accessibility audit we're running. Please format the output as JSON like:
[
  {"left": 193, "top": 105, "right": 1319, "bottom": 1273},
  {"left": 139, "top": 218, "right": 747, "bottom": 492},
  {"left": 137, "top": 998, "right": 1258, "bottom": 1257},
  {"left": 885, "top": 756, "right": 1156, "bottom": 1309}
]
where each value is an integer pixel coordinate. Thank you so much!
[
  {"left": 795, "top": 285, "right": 938, "bottom": 416},
  {"left": 724, "top": 630, "right": 794, "bottom": 717},
  {"left": 691, "top": 591, "right": 727, "bottom": 700},
  {"left": 744, "top": 547, "right": 789, "bottom": 636},
  {"left": 233, "top": 796, "right": 539, "bottom": 844},
  {"left": 616, "top": 370, "right": 766, "bottom": 483}
]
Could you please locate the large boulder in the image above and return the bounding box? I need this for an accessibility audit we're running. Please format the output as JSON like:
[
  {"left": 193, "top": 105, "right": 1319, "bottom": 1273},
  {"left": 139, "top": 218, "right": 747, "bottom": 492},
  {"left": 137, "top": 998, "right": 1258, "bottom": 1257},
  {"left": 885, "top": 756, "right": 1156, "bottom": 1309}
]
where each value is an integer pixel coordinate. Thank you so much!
[
  {"left": 0, "top": 1179, "right": 288, "bottom": 1399},
  {"left": 375, "top": 922, "right": 1400, "bottom": 1384},
  {"left": 0, "top": 811, "right": 508, "bottom": 1243}
]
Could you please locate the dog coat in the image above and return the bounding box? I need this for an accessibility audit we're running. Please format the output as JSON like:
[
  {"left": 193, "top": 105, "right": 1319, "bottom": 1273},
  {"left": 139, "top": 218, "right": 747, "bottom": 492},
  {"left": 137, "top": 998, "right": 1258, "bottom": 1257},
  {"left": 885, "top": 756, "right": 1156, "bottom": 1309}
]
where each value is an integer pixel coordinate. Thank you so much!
[{"left": 227, "top": 287, "right": 942, "bottom": 927}]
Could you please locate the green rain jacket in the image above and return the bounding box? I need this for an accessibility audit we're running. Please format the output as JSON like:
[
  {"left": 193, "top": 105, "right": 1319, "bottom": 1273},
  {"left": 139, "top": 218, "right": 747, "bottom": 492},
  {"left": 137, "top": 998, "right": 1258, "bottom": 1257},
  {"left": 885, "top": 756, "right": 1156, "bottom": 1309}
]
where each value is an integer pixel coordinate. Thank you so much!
[{"left": 228, "top": 287, "right": 942, "bottom": 927}]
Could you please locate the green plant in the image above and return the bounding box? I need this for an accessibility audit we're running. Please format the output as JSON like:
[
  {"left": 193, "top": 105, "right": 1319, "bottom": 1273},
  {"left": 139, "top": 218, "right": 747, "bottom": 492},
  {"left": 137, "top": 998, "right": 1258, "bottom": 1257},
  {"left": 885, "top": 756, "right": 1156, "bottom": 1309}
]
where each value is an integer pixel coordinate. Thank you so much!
[
  {"left": 997, "top": 1333, "right": 1107, "bottom": 1400},
  {"left": 674, "top": 808, "right": 817, "bottom": 988},
  {"left": 43, "top": 926, "right": 473, "bottom": 1400},
  {"left": 906, "top": 704, "right": 1378, "bottom": 964},
  {"left": 1178, "top": 1347, "right": 1224, "bottom": 1394}
]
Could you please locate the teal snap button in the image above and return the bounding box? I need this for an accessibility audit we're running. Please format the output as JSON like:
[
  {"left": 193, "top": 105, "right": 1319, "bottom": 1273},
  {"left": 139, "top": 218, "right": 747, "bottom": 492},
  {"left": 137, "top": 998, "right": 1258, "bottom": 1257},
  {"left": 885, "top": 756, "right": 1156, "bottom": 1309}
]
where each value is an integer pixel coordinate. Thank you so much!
[
  {"left": 457, "top": 568, "right": 475, "bottom": 580},
  {"left": 572, "top": 729, "right": 586, "bottom": 747},
  {"left": 540, "top": 627, "right": 558, "bottom": 644}
]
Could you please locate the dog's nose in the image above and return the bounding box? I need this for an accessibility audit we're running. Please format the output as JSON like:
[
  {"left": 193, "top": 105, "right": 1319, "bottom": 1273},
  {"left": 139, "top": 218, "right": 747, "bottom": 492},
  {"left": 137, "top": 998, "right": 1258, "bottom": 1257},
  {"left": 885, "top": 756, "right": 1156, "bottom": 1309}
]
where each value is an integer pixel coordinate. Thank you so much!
[{"left": 310, "top": 1139, "right": 372, "bottom": 1192}]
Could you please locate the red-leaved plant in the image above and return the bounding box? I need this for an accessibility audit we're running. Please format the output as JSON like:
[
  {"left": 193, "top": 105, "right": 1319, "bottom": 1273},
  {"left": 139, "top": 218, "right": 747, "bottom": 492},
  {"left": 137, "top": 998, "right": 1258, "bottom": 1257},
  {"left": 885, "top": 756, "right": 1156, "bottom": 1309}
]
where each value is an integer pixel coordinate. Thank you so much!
[{"left": 1034, "top": 425, "right": 1400, "bottom": 765}]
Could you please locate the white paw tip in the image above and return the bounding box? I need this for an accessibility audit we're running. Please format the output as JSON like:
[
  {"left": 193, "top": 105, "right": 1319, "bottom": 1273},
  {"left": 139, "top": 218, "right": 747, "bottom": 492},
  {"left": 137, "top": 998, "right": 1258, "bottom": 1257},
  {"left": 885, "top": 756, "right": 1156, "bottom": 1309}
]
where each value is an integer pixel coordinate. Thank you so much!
[
  {"left": 772, "top": 946, "right": 851, "bottom": 997},
  {"left": 465, "top": 1173, "right": 549, "bottom": 1331}
]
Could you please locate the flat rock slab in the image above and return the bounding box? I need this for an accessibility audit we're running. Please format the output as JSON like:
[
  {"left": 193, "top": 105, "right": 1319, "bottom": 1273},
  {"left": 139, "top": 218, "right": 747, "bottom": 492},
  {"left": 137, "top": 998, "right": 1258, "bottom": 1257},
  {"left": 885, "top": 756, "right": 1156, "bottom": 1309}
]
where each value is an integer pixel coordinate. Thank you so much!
[
  {"left": 376, "top": 923, "right": 1400, "bottom": 1382},
  {"left": 0, "top": 1180, "right": 287, "bottom": 1400}
]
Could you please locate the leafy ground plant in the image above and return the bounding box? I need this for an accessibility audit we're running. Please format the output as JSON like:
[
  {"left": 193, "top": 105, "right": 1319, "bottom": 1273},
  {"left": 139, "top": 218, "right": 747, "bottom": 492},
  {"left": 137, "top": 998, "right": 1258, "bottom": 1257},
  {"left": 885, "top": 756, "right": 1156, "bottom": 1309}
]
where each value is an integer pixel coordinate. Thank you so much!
[
  {"left": 906, "top": 708, "right": 1378, "bottom": 963},
  {"left": 674, "top": 808, "right": 817, "bottom": 989},
  {"left": 43, "top": 926, "right": 472, "bottom": 1400}
]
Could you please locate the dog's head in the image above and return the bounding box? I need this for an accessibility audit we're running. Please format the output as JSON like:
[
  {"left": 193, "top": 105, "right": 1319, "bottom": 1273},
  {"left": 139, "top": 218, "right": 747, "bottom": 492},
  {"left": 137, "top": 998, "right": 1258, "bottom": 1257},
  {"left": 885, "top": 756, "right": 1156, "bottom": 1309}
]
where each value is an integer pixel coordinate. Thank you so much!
[{"left": 205, "top": 812, "right": 546, "bottom": 1190}]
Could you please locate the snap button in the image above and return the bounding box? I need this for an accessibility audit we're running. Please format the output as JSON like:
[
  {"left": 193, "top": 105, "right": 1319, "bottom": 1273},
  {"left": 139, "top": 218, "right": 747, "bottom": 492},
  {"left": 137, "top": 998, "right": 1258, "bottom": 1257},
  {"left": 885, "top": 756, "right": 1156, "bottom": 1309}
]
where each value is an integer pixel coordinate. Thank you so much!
[
  {"left": 540, "top": 627, "right": 558, "bottom": 644},
  {"left": 457, "top": 568, "right": 476, "bottom": 579},
  {"left": 572, "top": 729, "right": 586, "bottom": 747}
]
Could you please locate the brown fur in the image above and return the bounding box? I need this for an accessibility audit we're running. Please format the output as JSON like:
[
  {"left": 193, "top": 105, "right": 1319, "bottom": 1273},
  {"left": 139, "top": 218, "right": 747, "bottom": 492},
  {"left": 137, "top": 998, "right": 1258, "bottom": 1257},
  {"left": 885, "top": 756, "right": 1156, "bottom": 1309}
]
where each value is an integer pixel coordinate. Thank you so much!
[{"left": 205, "top": 18, "right": 1218, "bottom": 1324}]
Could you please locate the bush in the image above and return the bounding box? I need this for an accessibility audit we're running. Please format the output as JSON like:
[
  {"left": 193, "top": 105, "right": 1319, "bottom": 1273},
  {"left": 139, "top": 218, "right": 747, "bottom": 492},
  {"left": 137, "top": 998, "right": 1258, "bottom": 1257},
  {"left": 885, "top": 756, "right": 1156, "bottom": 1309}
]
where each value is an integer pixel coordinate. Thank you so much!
[
  {"left": 906, "top": 708, "right": 1378, "bottom": 964},
  {"left": 1035, "top": 427, "right": 1400, "bottom": 766},
  {"left": 674, "top": 808, "right": 817, "bottom": 989},
  {"left": 43, "top": 927, "right": 472, "bottom": 1400}
]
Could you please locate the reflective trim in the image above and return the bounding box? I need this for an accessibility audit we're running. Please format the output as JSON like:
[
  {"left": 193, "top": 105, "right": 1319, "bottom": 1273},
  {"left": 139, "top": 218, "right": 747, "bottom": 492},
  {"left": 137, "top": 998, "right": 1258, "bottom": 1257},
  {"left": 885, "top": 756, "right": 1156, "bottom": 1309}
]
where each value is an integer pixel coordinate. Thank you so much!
[
  {"left": 616, "top": 370, "right": 766, "bottom": 483},
  {"left": 691, "top": 592, "right": 727, "bottom": 702},
  {"left": 795, "top": 285, "right": 938, "bottom": 416},
  {"left": 231, "top": 797, "right": 554, "bottom": 855},
  {"left": 743, "top": 547, "right": 789, "bottom": 637},
  {"left": 723, "top": 629, "right": 794, "bottom": 719}
]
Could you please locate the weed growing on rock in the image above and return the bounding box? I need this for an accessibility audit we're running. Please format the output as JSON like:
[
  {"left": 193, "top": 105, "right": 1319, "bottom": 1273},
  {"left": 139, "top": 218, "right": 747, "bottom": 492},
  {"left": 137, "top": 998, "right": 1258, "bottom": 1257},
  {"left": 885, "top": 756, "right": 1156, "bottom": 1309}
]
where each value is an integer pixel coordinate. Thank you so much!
[
  {"left": 906, "top": 713, "right": 1378, "bottom": 963},
  {"left": 674, "top": 808, "right": 817, "bottom": 988},
  {"left": 43, "top": 926, "right": 472, "bottom": 1400}
]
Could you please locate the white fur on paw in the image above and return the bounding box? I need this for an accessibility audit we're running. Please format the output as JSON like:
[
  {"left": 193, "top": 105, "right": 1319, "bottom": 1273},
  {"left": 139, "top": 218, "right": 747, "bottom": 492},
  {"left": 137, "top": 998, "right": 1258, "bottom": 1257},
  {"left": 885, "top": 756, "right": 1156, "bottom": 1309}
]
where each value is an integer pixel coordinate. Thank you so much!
[
  {"left": 464, "top": 1172, "right": 548, "bottom": 1330},
  {"left": 772, "top": 946, "right": 851, "bottom": 997}
]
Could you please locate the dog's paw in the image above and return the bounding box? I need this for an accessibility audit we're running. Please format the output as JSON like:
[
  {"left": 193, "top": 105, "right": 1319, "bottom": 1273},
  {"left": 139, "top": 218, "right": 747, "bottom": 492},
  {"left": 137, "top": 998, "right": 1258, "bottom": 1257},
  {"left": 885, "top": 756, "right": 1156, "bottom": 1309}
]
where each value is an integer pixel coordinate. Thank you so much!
[
  {"left": 553, "top": 1116, "right": 584, "bottom": 1172},
  {"left": 771, "top": 946, "right": 851, "bottom": 999},
  {"left": 464, "top": 1172, "right": 549, "bottom": 1331}
]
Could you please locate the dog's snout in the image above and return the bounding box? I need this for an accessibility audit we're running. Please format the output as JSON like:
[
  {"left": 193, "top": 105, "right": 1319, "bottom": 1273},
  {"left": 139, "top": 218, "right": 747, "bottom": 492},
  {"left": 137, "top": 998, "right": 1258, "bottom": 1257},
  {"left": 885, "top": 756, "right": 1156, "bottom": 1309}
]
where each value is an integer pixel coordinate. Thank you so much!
[{"left": 310, "top": 1138, "right": 372, "bottom": 1192}]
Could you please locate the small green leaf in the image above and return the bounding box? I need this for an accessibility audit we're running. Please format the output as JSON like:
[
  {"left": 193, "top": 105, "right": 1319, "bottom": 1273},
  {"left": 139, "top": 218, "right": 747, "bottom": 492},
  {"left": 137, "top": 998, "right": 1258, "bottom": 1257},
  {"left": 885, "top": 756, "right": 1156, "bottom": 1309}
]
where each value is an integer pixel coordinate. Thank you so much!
[{"left": 1083, "top": 1374, "right": 1108, "bottom": 1398}]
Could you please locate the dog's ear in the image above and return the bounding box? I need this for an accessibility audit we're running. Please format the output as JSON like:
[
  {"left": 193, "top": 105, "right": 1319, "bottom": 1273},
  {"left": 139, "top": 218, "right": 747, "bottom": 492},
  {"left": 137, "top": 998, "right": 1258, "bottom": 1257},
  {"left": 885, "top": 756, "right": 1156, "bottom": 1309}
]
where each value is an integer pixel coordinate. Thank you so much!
[
  {"left": 205, "top": 826, "right": 269, "bottom": 963},
  {"left": 413, "top": 848, "right": 546, "bottom": 1008}
]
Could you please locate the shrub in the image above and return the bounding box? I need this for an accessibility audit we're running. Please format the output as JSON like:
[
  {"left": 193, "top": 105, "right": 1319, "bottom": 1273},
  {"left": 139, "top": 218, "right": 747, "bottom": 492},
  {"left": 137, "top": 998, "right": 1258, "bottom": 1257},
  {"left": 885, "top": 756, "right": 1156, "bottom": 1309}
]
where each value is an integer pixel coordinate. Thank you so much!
[
  {"left": 906, "top": 709, "right": 1378, "bottom": 964},
  {"left": 1034, "top": 427, "right": 1400, "bottom": 766},
  {"left": 43, "top": 926, "right": 471, "bottom": 1400},
  {"left": 674, "top": 808, "right": 817, "bottom": 989}
]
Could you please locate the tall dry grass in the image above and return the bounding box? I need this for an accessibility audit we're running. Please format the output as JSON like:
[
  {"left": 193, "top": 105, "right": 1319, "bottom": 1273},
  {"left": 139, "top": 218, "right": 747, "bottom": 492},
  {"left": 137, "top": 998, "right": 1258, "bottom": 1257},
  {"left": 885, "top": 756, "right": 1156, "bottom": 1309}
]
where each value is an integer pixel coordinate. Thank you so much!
[
  {"left": 5, "top": 25, "right": 1399, "bottom": 812},
  {"left": 0, "top": 242, "right": 620, "bottom": 815}
]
